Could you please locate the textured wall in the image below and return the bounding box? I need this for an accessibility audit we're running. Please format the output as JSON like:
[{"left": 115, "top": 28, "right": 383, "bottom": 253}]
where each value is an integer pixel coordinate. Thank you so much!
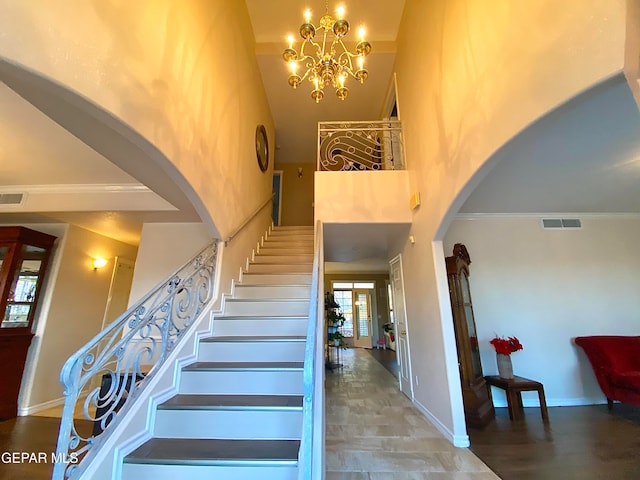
[
  {"left": 0, "top": 0, "right": 274, "bottom": 238},
  {"left": 393, "top": 0, "right": 625, "bottom": 443}
]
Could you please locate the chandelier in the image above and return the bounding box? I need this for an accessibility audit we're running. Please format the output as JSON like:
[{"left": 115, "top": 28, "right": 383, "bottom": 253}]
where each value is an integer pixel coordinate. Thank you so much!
[{"left": 282, "top": 2, "right": 371, "bottom": 103}]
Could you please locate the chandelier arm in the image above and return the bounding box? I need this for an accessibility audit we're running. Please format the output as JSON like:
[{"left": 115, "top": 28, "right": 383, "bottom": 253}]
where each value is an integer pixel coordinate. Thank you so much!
[
  {"left": 284, "top": 6, "right": 370, "bottom": 102},
  {"left": 300, "top": 37, "right": 323, "bottom": 60}
]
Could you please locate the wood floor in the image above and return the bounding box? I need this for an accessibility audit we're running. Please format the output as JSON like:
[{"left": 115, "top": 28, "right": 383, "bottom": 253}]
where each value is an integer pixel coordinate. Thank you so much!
[
  {"left": 468, "top": 402, "right": 640, "bottom": 480},
  {"left": 0, "top": 415, "right": 93, "bottom": 480},
  {"left": 2, "top": 348, "right": 640, "bottom": 479},
  {"left": 364, "top": 346, "right": 640, "bottom": 479}
]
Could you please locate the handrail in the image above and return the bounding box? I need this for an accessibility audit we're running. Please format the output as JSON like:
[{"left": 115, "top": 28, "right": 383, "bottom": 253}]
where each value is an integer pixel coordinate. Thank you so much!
[
  {"left": 53, "top": 241, "right": 219, "bottom": 480},
  {"left": 298, "top": 221, "right": 324, "bottom": 479},
  {"left": 316, "top": 120, "right": 404, "bottom": 171},
  {"left": 224, "top": 193, "right": 274, "bottom": 245}
]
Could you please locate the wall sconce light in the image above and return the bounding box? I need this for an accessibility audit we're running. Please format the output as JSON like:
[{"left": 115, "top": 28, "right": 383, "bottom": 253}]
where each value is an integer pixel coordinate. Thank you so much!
[
  {"left": 93, "top": 257, "right": 108, "bottom": 270},
  {"left": 297, "top": 167, "right": 303, "bottom": 178}
]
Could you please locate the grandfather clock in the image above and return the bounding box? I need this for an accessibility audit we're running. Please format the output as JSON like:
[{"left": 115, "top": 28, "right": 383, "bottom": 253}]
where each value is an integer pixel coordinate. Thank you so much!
[
  {"left": 445, "top": 244, "right": 494, "bottom": 428},
  {"left": 0, "top": 226, "right": 56, "bottom": 419}
]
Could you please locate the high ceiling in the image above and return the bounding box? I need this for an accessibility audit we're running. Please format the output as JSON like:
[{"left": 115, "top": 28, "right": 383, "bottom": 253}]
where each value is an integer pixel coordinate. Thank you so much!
[
  {"left": 246, "top": 0, "right": 406, "bottom": 164},
  {"left": 1, "top": 2, "right": 638, "bottom": 256}
]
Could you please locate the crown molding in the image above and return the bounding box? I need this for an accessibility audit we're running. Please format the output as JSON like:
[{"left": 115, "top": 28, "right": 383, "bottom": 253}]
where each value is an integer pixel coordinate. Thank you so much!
[
  {"left": 455, "top": 212, "right": 640, "bottom": 220},
  {"left": 0, "top": 183, "right": 150, "bottom": 194}
]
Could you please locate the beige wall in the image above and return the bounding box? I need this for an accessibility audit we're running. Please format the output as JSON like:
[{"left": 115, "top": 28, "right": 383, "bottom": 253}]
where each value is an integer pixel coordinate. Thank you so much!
[
  {"left": 394, "top": 0, "right": 625, "bottom": 444},
  {"left": 444, "top": 216, "right": 640, "bottom": 406},
  {"left": 315, "top": 171, "right": 411, "bottom": 224},
  {"left": 19, "top": 224, "right": 138, "bottom": 411},
  {"left": 127, "top": 223, "right": 212, "bottom": 306},
  {"left": 0, "top": 0, "right": 274, "bottom": 238},
  {"left": 274, "top": 162, "right": 314, "bottom": 226},
  {"left": 128, "top": 212, "right": 272, "bottom": 313}
]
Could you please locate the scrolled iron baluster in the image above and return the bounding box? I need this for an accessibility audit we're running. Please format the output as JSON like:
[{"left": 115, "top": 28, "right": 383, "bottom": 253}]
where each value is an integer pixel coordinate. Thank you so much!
[{"left": 53, "top": 241, "right": 218, "bottom": 480}]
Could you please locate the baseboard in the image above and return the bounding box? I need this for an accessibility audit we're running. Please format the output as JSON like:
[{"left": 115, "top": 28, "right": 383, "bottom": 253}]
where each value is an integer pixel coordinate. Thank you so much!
[
  {"left": 19, "top": 392, "right": 90, "bottom": 417},
  {"left": 18, "top": 396, "right": 64, "bottom": 416},
  {"left": 413, "top": 398, "right": 470, "bottom": 448}
]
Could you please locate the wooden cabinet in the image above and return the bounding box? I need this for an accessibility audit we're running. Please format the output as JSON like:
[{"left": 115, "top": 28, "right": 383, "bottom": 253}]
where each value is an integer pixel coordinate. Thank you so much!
[
  {"left": 0, "top": 226, "right": 56, "bottom": 419},
  {"left": 445, "top": 244, "right": 494, "bottom": 428}
]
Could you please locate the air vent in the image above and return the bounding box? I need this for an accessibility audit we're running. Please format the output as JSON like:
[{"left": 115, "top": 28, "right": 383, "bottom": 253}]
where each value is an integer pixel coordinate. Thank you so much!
[
  {"left": 542, "top": 218, "right": 582, "bottom": 229},
  {"left": 0, "top": 193, "right": 25, "bottom": 206}
]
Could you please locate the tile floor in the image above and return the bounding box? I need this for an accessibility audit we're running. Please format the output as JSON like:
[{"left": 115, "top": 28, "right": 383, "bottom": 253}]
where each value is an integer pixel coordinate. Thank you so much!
[{"left": 325, "top": 348, "right": 499, "bottom": 480}]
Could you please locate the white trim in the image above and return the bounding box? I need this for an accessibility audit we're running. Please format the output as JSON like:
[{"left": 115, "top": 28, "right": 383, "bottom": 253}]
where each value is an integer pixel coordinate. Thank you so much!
[
  {"left": 19, "top": 391, "right": 90, "bottom": 416},
  {"left": 0, "top": 183, "right": 151, "bottom": 194},
  {"left": 381, "top": 72, "right": 398, "bottom": 120},
  {"left": 18, "top": 396, "right": 64, "bottom": 416},
  {"left": 431, "top": 240, "right": 469, "bottom": 442},
  {"left": 273, "top": 170, "right": 283, "bottom": 227},
  {"left": 413, "top": 398, "right": 470, "bottom": 448},
  {"left": 456, "top": 212, "right": 640, "bottom": 219},
  {"left": 388, "top": 253, "right": 413, "bottom": 400}
]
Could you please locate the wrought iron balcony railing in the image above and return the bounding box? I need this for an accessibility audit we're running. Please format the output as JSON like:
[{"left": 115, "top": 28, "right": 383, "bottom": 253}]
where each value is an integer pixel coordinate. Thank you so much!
[
  {"left": 53, "top": 241, "right": 219, "bottom": 480},
  {"left": 317, "top": 120, "right": 404, "bottom": 171}
]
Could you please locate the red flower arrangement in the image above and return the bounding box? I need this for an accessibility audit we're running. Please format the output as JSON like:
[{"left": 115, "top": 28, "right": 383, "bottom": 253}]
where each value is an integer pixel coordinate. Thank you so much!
[{"left": 489, "top": 336, "right": 523, "bottom": 356}]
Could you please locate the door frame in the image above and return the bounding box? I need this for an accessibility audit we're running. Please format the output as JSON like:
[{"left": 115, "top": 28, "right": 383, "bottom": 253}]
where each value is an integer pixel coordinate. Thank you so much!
[
  {"left": 389, "top": 253, "right": 414, "bottom": 399},
  {"left": 352, "top": 288, "right": 373, "bottom": 349},
  {"left": 272, "top": 170, "right": 283, "bottom": 226}
]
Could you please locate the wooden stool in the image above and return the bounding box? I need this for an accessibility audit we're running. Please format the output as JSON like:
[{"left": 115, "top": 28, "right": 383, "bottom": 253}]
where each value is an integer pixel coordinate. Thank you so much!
[{"left": 485, "top": 375, "right": 549, "bottom": 422}]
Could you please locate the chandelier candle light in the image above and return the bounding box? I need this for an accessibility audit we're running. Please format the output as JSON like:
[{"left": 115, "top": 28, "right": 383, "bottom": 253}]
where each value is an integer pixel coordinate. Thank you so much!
[{"left": 283, "top": 2, "right": 371, "bottom": 103}]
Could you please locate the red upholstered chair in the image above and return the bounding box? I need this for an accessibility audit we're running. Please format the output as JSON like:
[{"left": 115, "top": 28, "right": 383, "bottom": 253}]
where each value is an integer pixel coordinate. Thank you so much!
[{"left": 574, "top": 336, "right": 640, "bottom": 408}]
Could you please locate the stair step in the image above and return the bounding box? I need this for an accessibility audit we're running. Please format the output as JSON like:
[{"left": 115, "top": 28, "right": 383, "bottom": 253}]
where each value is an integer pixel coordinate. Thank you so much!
[
  {"left": 267, "top": 231, "right": 313, "bottom": 238},
  {"left": 198, "top": 336, "right": 306, "bottom": 362},
  {"left": 159, "top": 394, "right": 303, "bottom": 410},
  {"left": 233, "top": 284, "right": 311, "bottom": 299},
  {"left": 252, "top": 254, "right": 313, "bottom": 264},
  {"left": 212, "top": 316, "right": 308, "bottom": 337},
  {"left": 184, "top": 361, "right": 304, "bottom": 371},
  {"left": 155, "top": 394, "right": 303, "bottom": 439},
  {"left": 224, "top": 298, "right": 309, "bottom": 316},
  {"left": 258, "top": 246, "right": 313, "bottom": 255},
  {"left": 126, "top": 438, "right": 300, "bottom": 462},
  {"left": 271, "top": 226, "right": 313, "bottom": 231},
  {"left": 240, "top": 273, "right": 312, "bottom": 285},
  {"left": 262, "top": 240, "right": 313, "bottom": 248},
  {"left": 247, "top": 263, "right": 312, "bottom": 274},
  {"left": 179, "top": 362, "right": 304, "bottom": 395}
]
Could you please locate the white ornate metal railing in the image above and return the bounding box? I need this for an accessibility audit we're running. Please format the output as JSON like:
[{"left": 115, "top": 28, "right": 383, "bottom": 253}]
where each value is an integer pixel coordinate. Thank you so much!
[
  {"left": 298, "top": 221, "right": 325, "bottom": 479},
  {"left": 317, "top": 120, "right": 404, "bottom": 171},
  {"left": 52, "top": 241, "right": 219, "bottom": 480}
]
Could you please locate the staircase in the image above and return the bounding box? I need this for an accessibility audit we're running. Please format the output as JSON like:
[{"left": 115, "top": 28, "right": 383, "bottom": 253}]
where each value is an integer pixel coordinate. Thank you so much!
[{"left": 121, "top": 226, "right": 314, "bottom": 480}]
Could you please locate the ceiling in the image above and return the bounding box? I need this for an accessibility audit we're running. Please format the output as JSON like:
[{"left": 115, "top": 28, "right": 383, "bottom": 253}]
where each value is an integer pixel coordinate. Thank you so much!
[
  {"left": 246, "top": 0, "right": 405, "bottom": 164},
  {"left": 1, "top": 3, "right": 638, "bottom": 259},
  {"left": 460, "top": 75, "right": 640, "bottom": 215}
]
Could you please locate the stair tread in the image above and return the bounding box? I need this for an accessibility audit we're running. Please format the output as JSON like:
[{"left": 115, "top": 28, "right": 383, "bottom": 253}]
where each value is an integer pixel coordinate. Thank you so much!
[
  {"left": 225, "top": 298, "right": 308, "bottom": 302},
  {"left": 202, "top": 335, "right": 305, "bottom": 342},
  {"left": 125, "top": 438, "right": 300, "bottom": 463},
  {"left": 215, "top": 315, "right": 308, "bottom": 320},
  {"left": 185, "top": 361, "right": 304, "bottom": 370},
  {"left": 159, "top": 394, "right": 303, "bottom": 409}
]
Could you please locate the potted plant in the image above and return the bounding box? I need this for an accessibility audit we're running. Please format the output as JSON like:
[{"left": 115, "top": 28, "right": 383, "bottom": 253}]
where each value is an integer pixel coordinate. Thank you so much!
[
  {"left": 326, "top": 309, "right": 347, "bottom": 348},
  {"left": 329, "top": 329, "right": 346, "bottom": 348},
  {"left": 489, "top": 335, "right": 523, "bottom": 379},
  {"left": 327, "top": 309, "right": 345, "bottom": 330}
]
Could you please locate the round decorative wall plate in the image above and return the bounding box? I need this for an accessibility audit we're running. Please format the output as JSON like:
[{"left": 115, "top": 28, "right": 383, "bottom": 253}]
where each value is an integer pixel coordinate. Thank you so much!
[{"left": 255, "top": 124, "right": 269, "bottom": 172}]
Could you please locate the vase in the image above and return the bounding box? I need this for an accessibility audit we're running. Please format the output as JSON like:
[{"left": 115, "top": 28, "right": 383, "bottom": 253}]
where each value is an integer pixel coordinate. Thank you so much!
[{"left": 496, "top": 353, "right": 514, "bottom": 379}]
